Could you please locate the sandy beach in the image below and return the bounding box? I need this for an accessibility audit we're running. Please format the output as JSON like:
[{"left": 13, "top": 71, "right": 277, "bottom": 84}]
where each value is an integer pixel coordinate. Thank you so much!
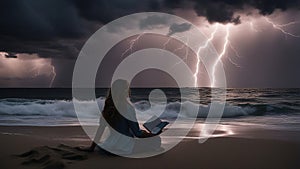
[
  {"left": 0, "top": 125, "right": 299, "bottom": 169},
  {"left": 1, "top": 0, "right": 300, "bottom": 168}
]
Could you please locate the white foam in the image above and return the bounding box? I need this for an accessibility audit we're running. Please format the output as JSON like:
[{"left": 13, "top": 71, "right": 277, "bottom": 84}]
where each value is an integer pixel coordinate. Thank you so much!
[
  {"left": 0, "top": 98, "right": 105, "bottom": 118},
  {"left": 0, "top": 98, "right": 257, "bottom": 119}
]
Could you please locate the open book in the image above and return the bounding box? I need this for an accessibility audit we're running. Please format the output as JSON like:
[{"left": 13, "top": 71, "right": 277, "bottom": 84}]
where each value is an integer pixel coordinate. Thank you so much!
[{"left": 143, "top": 115, "right": 169, "bottom": 135}]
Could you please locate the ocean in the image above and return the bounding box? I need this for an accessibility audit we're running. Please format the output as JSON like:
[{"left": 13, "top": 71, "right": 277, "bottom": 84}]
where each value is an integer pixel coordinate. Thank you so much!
[{"left": 0, "top": 88, "right": 300, "bottom": 131}]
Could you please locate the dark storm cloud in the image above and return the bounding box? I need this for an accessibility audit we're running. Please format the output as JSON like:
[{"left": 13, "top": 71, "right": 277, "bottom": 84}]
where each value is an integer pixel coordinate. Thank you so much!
[
  {"left": 0, "top": 36, "right": 82, "bottom": 59},
  {"left": 164, "top": 0, "right": 300, "bottom": 24},
  {"left": 0, "top": 0, "right": 90, "bottom": 59},
  {"left": 0, "top": 0, "right": 86, "bottom": 40},
  {"left": 139, "top": 15, "right": 169, "bottom": 30},
  {"left": 5, "top": 53, "right": 17, "bottom": 59},
  {"left": 193, "top": 0, "right": 243, "bottom": 24},
  {"left": 0, "top": 0, "right": 160, "bottom": 59},
  {"left": 0, "top": 0, "right": 299, "bottom": 88},
  {"left": 168, "top": 23, "right": 192, "bottom": 35},
  {"left": 72, "top": 0, "right": 160, "bottom": 23},
  {"left": 1, "top": 0, "right": 300, "bottom": 59}
]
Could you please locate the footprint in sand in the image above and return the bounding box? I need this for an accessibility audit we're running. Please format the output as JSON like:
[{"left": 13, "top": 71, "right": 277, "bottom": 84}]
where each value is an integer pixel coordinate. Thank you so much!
[{"left": 17, "top": 144, "right": 88, "bottom": 169}]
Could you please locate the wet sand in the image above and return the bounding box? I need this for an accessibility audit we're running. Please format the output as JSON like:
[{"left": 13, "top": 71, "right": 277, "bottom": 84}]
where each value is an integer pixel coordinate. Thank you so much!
[{"left": 0, "top": 125, "right": 299, "bottom": 169}]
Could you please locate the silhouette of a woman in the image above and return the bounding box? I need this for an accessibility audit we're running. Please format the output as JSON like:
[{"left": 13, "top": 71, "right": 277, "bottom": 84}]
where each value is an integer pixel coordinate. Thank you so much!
[{"left": 85, "top": 79, "right": 161, "bottom": 155}]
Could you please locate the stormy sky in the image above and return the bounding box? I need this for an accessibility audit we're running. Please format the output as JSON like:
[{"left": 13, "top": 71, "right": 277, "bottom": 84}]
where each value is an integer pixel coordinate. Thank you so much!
[{"left": 0, "top": 0, "right": 300, "bottom": 88}]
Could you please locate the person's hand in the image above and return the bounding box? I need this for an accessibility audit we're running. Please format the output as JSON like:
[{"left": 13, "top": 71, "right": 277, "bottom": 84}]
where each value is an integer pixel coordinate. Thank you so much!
[{"left": 140, "top": 130, "right": 154, "bottom": 138}]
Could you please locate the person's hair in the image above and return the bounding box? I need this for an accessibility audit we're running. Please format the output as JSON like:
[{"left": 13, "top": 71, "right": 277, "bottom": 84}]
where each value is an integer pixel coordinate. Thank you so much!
[{"left": 102, "top": 79, "right": 129, "bottom": 127}]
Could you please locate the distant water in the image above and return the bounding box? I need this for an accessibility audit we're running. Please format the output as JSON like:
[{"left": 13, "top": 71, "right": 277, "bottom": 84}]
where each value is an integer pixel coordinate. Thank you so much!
[{"left": 0, "top": 88, "right": 299, "bottom": 130}]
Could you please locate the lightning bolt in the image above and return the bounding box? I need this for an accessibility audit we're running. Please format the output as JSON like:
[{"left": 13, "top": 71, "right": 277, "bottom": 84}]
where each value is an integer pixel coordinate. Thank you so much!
[
  {"left": 200, "top": 17, "right": 300, "bottom": 87},
  {"left": 194, "top": 17, "right": 300, "bottom": 87},
  {"left": 194, "top": 24, "right": 219, "bottom": 87},
  {"left": 30, "top": 61, "right": 56, "bottom": 88},
  {"left": 163, "top": 37, "right": 172, "bottom": 50},
  {"left": 169, "top": 35, "right": 190, "bottom": 69},
  {"left": 49, "top": 64, "right": 56, "bottom": 88},
  {"left": 121, "top": 33, "right": 144, "bottom": 58},
  {"left": 228, "top": 42, "right": 242, "bottom": 58},
  {"left": 175, "top": 37, "right": 189, "bottom": 62},
  {"left": 211, "top": 25, "right": 230, "bottom": 87},
  {"left": 277, "top": 21, "right": 300, "bottom": 27},
  {"left": 227, "top": 41, "right": 242, "bottom": 68},
  {"left": 168, "top": 24, "right": 242, "bottom": 87},
  {"left": 227, "top": 54, "right": 241, "bottom": 68},
  {"left": 265, "top": 17, "right": 300, "bottom": 38},
  {"left": 172, "top": 34, "right": 189, "bottom": 54},
  {"left": 117, "top": 25, "right": 242, "bottom": 88}
]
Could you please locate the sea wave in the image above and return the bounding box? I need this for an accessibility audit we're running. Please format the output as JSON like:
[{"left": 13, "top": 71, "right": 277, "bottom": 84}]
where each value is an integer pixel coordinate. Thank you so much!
[
  {"left": 134, "top": 100, "right": 256, "bottom": 119},
  {"left": 0, "top": 98, "right": 299, "bottom": 120},
  {"left": 0, "top": 98, "right": 110, "bottom": 118}
]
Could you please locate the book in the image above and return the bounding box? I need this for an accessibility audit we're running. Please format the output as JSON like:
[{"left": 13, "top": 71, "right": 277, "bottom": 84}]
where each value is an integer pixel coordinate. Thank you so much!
[{"left": 143, "top": 115, "right": 169, "bottom": 135}]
